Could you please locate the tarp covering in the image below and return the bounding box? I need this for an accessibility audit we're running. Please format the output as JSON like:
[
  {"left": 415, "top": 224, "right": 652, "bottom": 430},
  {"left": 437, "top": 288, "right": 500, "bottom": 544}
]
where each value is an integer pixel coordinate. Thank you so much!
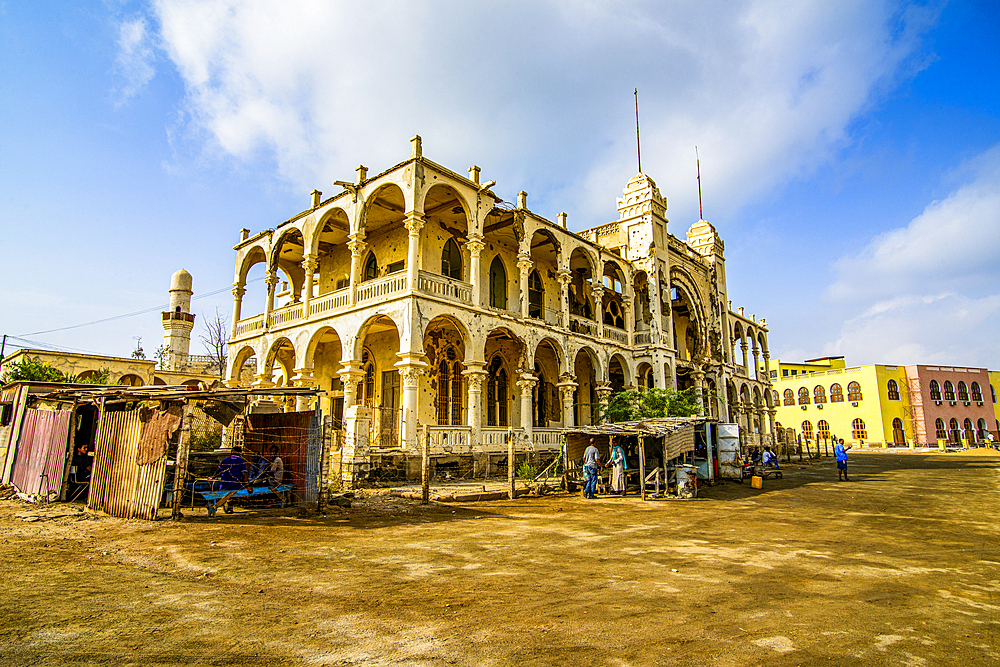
[
  {"left": 10, "top": 408, "right": 72, "bottom": 497},
  {"left": 565, "top": 417, "right": 707, "bottom": 462}
]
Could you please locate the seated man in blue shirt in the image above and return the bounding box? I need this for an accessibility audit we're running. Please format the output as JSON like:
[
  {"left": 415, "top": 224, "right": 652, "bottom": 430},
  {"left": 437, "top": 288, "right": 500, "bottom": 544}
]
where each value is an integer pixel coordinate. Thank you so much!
[
  {"left": 762, "top": 445, "right": 780, "bottom": 469},
  {"left": 216, "top": 447, "right": 249, "bottom": 514}
]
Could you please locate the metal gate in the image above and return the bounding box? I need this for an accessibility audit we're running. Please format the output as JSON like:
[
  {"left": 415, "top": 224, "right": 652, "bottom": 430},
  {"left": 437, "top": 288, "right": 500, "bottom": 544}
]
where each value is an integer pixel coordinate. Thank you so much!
[
  {"left": 89, "top": 407, "right": 172, "bottom": 520},
  {"left": 10, "top": 409, "right": 72, "bottom": 497}
]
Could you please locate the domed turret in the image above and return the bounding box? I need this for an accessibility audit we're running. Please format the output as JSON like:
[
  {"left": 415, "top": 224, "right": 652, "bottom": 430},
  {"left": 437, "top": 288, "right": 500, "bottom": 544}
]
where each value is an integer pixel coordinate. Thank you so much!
[
  {"left": 162, "top": 269, "right": 195, "bottom": 370},
  {"left": 170, "top": 268, "right": 193, "bottom": 292}
]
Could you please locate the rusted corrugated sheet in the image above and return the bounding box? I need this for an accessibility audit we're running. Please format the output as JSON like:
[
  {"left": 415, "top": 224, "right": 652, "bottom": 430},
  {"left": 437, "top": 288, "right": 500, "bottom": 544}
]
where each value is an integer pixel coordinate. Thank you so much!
[
  {"left": 10, "top": 408, "right": 72, "bottom": 497},
  {"left": 89, "top": 407, "right": 170, "bottom": 520}
]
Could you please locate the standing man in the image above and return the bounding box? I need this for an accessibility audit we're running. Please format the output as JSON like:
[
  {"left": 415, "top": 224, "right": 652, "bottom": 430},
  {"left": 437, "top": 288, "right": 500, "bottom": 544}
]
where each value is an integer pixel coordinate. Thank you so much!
[
  {"left": 834, "top": 438, "right": 852, "bottom": 481},
  {"left": 583, "top": 438, "right": 602, "bottom": 499}
]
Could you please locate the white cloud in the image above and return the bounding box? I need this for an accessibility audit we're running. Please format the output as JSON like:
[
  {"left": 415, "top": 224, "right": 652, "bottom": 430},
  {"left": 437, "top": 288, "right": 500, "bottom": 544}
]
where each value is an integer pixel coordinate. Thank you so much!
[
  {"left": 149, "top": 0, "right": 936, "bottom": 226},
  {"left": 113, "top": 16, "right": 156, "bottom": 104},
  {"left": 824, "top": 144, "right": 1000, "bottom": 368}
]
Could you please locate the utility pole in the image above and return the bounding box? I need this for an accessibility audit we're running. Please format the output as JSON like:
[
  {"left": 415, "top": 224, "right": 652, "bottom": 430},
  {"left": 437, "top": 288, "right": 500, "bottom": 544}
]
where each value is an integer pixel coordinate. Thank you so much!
[
  {"left": 696, "top": 146, "right": 704, "bottom": 221},
  {"left": 634, "top": 88, "right": 642, "bottom": 174}
]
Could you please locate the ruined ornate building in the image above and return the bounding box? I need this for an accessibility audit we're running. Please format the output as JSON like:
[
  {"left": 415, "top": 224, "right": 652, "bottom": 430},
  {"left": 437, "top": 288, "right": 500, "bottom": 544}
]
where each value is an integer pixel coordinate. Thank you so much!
[{"left": 225, "top": 137, "right": 773, "bottom": 479}]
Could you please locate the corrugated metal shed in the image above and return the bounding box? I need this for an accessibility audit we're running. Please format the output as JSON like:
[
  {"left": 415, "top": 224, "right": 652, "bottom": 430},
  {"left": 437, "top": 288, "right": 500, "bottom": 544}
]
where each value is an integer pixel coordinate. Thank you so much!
[{"left": 10, "top": 408, "right": 73, "bottom": 497}]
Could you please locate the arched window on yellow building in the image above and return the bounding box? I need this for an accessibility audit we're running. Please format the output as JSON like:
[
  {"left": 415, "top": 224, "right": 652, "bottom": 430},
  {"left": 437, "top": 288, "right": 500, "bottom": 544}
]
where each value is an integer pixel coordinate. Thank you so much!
[
  {"left": 798, "top": 387, "right": 810, "bottom": 405},
  {"left": 830, "top": 383, "right": 844, "bottom": 402},
  {"left": 801, "top": 420, "right": 814, "bottom": 440},
  {"left": 783, "top": 389, "right": 795, "bottom": 406},
  {"left": 852, "top": 418, "right": 867, "bottom": 440},
  {"left": 847, "top": 382, "right": 863, "bottom": 402},
  {"left": 813, "top": 385, "right": 826, "bottom": 404},
  {"left": 817, "top": 420, "right": 830, "bottom": 439},
  {"left": 887, "top": 379, "right": 900, "bottom": 400}
]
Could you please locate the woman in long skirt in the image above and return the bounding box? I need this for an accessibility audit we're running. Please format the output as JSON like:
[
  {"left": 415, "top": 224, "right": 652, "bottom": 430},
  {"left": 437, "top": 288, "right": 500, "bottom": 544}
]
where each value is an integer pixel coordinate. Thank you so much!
[{"left": 608, "top": 439, "right": 627, "bottom": 495}]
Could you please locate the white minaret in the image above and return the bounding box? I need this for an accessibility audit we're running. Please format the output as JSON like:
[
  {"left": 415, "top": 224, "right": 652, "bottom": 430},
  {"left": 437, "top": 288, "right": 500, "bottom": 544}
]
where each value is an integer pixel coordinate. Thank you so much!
[{"left": 162, "top": 269, "right": 195, "bottom": 371}]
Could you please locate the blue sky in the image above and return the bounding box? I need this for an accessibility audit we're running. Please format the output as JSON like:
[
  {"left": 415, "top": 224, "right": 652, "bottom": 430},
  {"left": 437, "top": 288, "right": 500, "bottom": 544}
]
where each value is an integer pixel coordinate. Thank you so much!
[{"left": 1, "top": 1, "right": 998, "bottom": 369}]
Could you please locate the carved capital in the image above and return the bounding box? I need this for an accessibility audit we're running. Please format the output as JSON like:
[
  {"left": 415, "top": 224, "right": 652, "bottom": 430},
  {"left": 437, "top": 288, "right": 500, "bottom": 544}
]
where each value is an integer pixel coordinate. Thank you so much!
[
  {"left": 462, "top": 365, "right": 488, "bottom": 391},
  {"left": 465, "top": 235, "right": 485, "bottom": 258},
  {"left": 232, "top": 284, "right": 246, "bottom": 299},
  {"left": 397, "top": 365, "right": 425, "bottom": 386},
  {"left": 404, "top": 212, "right": 425, "bottom": 235},
  {"left": 596, "top": 383, "right": 613, "bottom": 401},
  {"left": 291, "top": 367, "right": 317, "bottom": 386},
  {"left": 556, "top": 269, "right": 572, "bottom": 286},
  {"left": 264, "top": 272, "right": 279, "bottom": 291},
  {"left": 347, "top": 237, "right": 367, "bottom": 257},
  {"left": 516, "top": 255, "right": 533, "bottom": 275},
  {"left": 301, "top": 254, "right": 319, "bottom": 273},
  {"left": 515, "top": 375, "right": 538, "bottom": 393}
]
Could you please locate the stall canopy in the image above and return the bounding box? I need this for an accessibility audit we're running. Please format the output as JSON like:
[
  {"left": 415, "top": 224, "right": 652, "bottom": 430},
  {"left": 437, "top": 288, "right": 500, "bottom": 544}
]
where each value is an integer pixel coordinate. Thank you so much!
[{"left": 565, "top": 417, "right": 710, "bottom": 462}]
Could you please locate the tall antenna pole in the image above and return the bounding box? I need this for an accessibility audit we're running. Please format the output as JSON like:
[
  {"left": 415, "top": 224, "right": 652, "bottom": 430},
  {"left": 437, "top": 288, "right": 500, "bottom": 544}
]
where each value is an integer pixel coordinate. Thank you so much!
[
  {"left": 696, "top": 145, "right": 704, "bottom": 220},
  {"left": 634, "top": 88, "right": 642, "bottom": 174}
]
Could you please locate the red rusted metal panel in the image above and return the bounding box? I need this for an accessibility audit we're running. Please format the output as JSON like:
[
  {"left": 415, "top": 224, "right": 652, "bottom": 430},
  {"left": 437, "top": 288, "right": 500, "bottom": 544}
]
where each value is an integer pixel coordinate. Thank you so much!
[
  {"left": 89, "top": 407, "right": 171, "bottom": 520},
  {"left": 10, "top": 408, "right": 72, "bottom": 497},
  {"left": 245, "top": 411, "right": 315, "bottom": 502}
]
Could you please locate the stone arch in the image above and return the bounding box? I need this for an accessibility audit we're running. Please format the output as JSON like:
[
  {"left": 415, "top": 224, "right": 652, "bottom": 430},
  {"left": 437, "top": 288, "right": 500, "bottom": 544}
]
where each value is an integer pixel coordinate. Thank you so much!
[
  {"left": 264, "top": 337, "right": 296, "bottom": 386},
  {"left": 568, "top": 247, "right": 597, "bottom": 320},
  {"left": 573, "top": 346, "right": 601, "bottom": 426},
  {"left": 636, "top": 362, "right": 654, "bottom": 389},
  {"left": 229, "top": 344, "right": 259, "bottom": 383},
  {"left": 670, "top": 267, "right": 707, "bottom": 362},
  {"left": 608, "top": 353, "right": 631, "bottom": 392},
  {"left": 418, "top": 183, "right": 472, "bottom": 232},
  {"left": 360, "top": 182, "right": 407, "bottom": 236},
  {"left": 353, "top": 313, "right": 403, "bottom": 361},
  {"left": 308, "top": 206, "right": 351, "bottom": 257},
  {"left": 269, "top": 227, "right": 306, "bottom": 304},
  {"left": 533, "top": 336, "right": 564, "bottom": 373},
  {"left": 303, "top": 326, "right": 343, "bottom": 369}
]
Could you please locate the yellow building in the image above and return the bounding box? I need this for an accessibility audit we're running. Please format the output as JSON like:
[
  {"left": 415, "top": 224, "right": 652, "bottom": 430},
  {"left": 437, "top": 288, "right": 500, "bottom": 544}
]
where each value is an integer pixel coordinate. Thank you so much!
[
  {"left": 764, "top": 356, "right": 846, "bottom": 382},
  {"left": 990, "top": 371, "right": 1000, "bottom": 433},
  {"left": 774, "top": 362, "right": 999, "bottom": 447}
]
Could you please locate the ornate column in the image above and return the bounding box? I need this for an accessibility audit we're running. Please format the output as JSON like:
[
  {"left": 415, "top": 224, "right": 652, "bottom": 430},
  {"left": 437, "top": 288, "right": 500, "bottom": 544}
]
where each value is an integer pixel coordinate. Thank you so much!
[
  {"left": 557, "top": 375, "right": 578, "bottom": 428},
  {"left": 263, "top": 271, "right": 278, "bottom": 330},
  {"left": 338, "top": 362, "right": 366, "bottom": 408},
  {"left": 466, "top": 235, "right": 485, "bottom": 306},
  {"left": 623, "top": 297, "right": 634, "bottom": 346},
  {"left": 230, "top": 283, "right": 245, "bottom": 338},
  {"left": 347, "top": 233, "right": 366, "bottom": 307},
  {"left": 767, "top": 408, "right": 777, "bottom": 444},
  {"left": 301, "top": 254, "right": 318, "bottom": 314},
  {"left": 517, "top": 254, "right": 533, "bottom": 318},
  {"left": 740, "top": 342, "right": 749, "bottom": 372},
  {"left": 516, "top": 374, "right": 537, "bottom": 442},
  {"left": 693, "top": 367, "right": 706, "bottom": 416},
  {"left": 596, "top": 383, "right": 613, "bottom": 424},
  {"left": 591, "top": 284, "right": 604, "bottom": 338},
  {"left": 396, "top": 358, "right": 428, "bottom": 451},
  {"left": 404, "top": 212, "right": 425, "bottom": 291},
  {"left": 463, "top": 362, "right": 488, "bottom": 449},
  {"left": 556, "top": 269, "right": 571, "bottom": 328},
  {"left": 752, "top": 347, "right": 760, "bottom": 380},
  {"left": 763, "top": 351, "right": 771, "bottom": 380},
  {"left": 291, "top": 367, "right": 317, "bottom": 411}
]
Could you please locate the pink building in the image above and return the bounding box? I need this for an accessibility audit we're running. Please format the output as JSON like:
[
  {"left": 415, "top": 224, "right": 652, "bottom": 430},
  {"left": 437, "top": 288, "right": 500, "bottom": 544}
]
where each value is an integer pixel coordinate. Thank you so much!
[{"left": 904, "top": 365, "right": 995, "bottom": 444}]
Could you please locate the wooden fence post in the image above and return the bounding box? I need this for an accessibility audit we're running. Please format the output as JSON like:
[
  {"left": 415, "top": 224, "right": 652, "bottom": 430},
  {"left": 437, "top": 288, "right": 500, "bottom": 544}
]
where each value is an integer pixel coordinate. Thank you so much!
[
  {"left": 797, "top": 434, "right": 804, "bottom": 462},
  {"left": 639, "top": 437, "right": 647, "bottom": 501},
  {"left": 508, "top": 427, "right": 515, "bottom": 500},
  {"left": 421, "top": 425, "right": 430, "bottom": 505},
  {"left": 171, "top": 403, "right": 194, "bottom": 520}
]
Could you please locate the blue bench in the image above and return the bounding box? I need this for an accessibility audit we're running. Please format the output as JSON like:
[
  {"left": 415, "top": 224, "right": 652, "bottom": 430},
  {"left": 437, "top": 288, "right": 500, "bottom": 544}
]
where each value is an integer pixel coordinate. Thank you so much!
[{"left": 200, "top": 484, "right": 294, "bottom": 516}]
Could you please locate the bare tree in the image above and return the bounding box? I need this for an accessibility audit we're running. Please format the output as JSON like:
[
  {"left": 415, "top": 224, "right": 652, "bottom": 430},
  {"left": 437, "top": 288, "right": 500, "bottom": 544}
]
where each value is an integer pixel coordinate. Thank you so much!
[{"left": 199, "top": 309, "right": 229, "bottom": 377}]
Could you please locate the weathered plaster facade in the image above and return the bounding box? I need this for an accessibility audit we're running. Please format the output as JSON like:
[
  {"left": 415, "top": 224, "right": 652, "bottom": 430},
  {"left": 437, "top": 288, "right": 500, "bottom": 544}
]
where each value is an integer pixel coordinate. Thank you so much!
[{"left": 225, "top": 137, "right": 774, "bottom": 480}]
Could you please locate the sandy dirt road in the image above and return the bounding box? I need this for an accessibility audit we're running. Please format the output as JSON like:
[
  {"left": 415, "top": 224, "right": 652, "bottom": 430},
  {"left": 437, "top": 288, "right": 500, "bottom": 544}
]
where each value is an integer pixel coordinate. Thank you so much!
[{"left": 1, "top": 451, "right": 998, "bottom": 666}]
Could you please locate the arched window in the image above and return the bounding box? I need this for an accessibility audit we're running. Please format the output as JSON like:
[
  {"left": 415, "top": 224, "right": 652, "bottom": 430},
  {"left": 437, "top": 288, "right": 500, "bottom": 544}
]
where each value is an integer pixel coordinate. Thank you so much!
[
  {"left": 992, "top": 385, "right": 997, "bottom": 403},
  {"left": 935, "top": 418, "right": 946, "bottom": 440},
  {"left": 943, "top": 381, "right": 955, "bottom": 401},
  {"left": 929, "top": 380, "right": 941, "bottom": 401},
  {"left": 359, "top": 349, "right": 375, "bottom": 407},
  {"left": 891, "top": 418, "right": 905, "bottom": 444},
  {"left": 964, "top": 418, "right": 975, "bottom": 442},
  {"left": 817, "top": 420, "right": 830, "bottom": 439},
  {"left": 949, "top": 418, "right": 961, "bottom": 443},
  {"left": 363, "top": 253, "right": 378, "bottom": 283},
  {"left": 771, "top": 390, "right": 779, "bottom": 406},
  {"left": 801, "top": 421, "right": 814, "bottom": 440},
  {"left": 957, "top": 381, "right": 969, "bottom": 402},
  {"left": 830, "top": 384, "right": 844, "bottom": 402},
  {"left": 437, "top": 360, "right": 452, "bottom": 425},
  {"left": 847, "top": 382, "right": 862, "bottom": 402},
  {"left": 451, "top": 361, "right": 463, "bottom": 425},
  {"left": 489, "top": 256, "right": 507, "bottom": 310},
  {"left": 441, "top": 238, "right": 462, "bottom": 280},
  {"left": 978, "top": 418, "right": 989, "bottom": 441},
  {"left": 528, "top": 269, "right": 544, "bottom": 319},
  {"left": 813, "top": 385, "right": 827, "bottom": 404},
  {"left": 798, "top": 387, "right": 810, "bottom": 405},
  {"left": 852, "top": 418, "right": 867, "bottom": 440},
  {"left": 783, "top": 389, "right": 795, "bottom": 406},
  {"left": 486, "top": 355, "right": 508, "bottom": 427},
  {"left": 887, "top": 379, "right": 900, "bottom": 401},
  {"left": 971, "top": 382, "right": 983, "bottom": 402}
]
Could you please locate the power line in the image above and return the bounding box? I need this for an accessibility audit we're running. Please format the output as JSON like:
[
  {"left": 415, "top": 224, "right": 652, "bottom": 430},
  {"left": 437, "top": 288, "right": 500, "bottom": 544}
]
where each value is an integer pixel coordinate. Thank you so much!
[
  {"left": 19, "top": 277, "right": 262, "bottom": 337},
  {"left": 4, "top": 335, "right": 104, "bottom": 356}
]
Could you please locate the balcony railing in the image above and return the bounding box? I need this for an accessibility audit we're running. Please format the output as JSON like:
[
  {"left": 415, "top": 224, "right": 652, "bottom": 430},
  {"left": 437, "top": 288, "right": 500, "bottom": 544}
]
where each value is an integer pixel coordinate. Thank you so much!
[
  {"left": 418, "top": 271, "right": 471, "bottom": 303},
  {"left": 268, "top": 302, "right": 303, "bottom": 327},
  {"left": 634, "top": 330, "right": 657, "bottom": 345},
  {"left": 357, "top": 272, "right": 407, "bottom": 304},
  {"left": 569, "top": 315, "right": 598, "bottom": 336},
  {"left": 604, "top": 325, "right": 629, "bottom": 345},
  {"left": 529, "top": 307, "right": 562, "bottom": 327},
  {"left": 531, "top": 428, "right": 564, "bottom": 449},
  {"left": 309, "top": 288, "right": 349, "bottom": 316},
  {"left": 428, "top": 426, "right": 472, "bottom": 452},
  {"left": 234, "top": 314, "right": 265, "bottom": 337}
]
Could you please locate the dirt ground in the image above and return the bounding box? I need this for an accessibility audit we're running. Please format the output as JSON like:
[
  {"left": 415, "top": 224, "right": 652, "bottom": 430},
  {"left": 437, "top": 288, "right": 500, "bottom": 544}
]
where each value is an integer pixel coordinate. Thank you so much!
[{"left": 1, "top": 451, "right": 998, "bottom": 667}]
